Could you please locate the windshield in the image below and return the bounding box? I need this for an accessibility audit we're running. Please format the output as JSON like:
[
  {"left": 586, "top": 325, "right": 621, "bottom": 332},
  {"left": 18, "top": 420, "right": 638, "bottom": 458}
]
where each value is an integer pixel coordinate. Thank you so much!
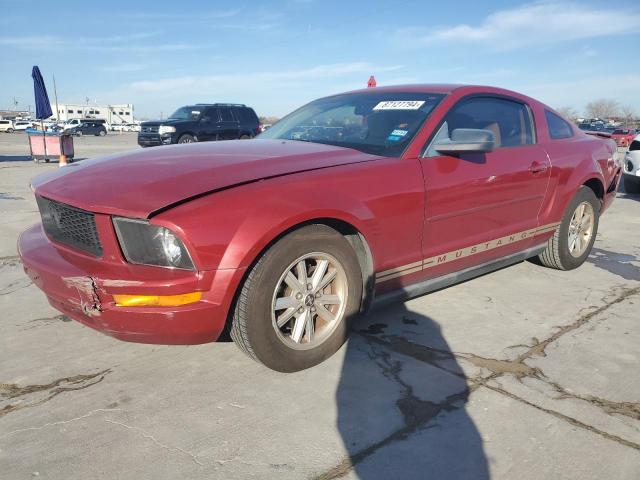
[
  {"left": 169, "top": 106, "right": 201, "bottom": 120},
  {"left": 259, "top": 92, "right": 444, "bottom": 157}
]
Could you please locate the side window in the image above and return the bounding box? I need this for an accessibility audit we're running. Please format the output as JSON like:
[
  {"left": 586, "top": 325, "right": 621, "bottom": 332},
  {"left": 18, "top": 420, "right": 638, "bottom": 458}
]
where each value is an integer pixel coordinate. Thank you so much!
[
  {"left": 220, "top": 108, "right": 234, "bottom": 122},
  {"left": 427, "top": 97, "right": 534, "bottom": 156},
  {"left": 629, "top": 140, "right": 640, "bottom": 152},
  {"left": 205, "top": 107, "right": 220, "bottom": 122},
  {"left": 545, "top": 110, "right": 573, "bottom": 139}
]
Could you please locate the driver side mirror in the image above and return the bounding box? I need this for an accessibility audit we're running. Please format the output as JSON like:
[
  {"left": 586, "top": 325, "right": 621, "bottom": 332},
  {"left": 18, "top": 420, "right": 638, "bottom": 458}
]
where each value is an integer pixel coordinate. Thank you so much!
[{"left": 434, "top": 128, "right": 495, "bottom": 155}]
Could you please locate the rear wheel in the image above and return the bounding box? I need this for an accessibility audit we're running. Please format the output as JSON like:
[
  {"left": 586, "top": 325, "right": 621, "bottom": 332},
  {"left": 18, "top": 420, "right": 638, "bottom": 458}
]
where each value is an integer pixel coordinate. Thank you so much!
[
  {"left": 230, "top": 225, "right": 362, "bottom": 372},
  {"left": 98, "top": 129, "right": 106, "bottom": 136},
  {"left": 177, "top": 134, "right": 195, "bottom": 144},
  {"left": 537, "top": 186, "right": 599, "bottom": 270},
  {"left": 623, "top": 175, "right": 640, "bottom": 194},
  {"left": 7, "top": 128, "right": 14, "bottom": 133}
]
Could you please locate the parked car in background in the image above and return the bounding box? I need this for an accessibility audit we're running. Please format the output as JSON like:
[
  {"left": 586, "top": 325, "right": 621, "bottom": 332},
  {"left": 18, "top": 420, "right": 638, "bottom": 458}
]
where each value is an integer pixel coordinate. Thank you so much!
[
  {"left": 623, "top": 135, "right": 640, "bottom": 193},
  {"left": 20, "top": 84, "right": 620, "bottom": 372},
  {"left": 63, "top": 118, "right": 111, "bottom": 132},
  {"left": 67, "top": 121, "right": 107, "bottom": 136},
  {"left": 14, "top": 120, "right": 35, "bottom": 131},
  {"left": 111, "top": 123, "right": 126, "bottom": 132},
  {"left": 611, "top": 128, "right": 636, "bottom": 147},
  {"left": 124, "top": 123, "right": 141, "bottom": 132},
  {"left": 138, "top": 103, "right": 260, "bottom": 147},
  {"left": 0, "top": 120, "right": 15, "bottom": 132}
]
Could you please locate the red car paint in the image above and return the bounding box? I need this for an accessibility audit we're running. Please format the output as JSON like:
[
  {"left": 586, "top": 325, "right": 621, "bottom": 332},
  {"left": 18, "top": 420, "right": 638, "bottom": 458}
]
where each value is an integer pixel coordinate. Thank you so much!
[
  {"left": 611, "top": 129, "right": 636, "bottom": 147},
  {"left": 19, "top": 85, "right": 620, "bottom": 344}
]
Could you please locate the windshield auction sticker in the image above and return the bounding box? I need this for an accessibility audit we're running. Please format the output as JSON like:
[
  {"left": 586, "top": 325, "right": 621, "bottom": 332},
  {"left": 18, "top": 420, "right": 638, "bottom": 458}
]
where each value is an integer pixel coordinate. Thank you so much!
[{"left": 373, "top": 100, "right": 425, "bottom": 110}]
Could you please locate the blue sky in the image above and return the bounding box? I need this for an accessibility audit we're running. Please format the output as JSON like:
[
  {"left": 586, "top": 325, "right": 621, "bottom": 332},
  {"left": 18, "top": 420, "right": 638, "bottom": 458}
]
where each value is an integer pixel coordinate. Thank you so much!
[{"left": 1, "top": 0, "right": 639, "bottom": 119}]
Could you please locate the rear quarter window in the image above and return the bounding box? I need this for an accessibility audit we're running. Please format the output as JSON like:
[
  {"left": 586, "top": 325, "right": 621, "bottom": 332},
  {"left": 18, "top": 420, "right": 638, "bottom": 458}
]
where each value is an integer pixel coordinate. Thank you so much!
[
  {"left": 629, "top": 140, "right": 640, "bottom": 151},
  {"left": 545, "top": 110, "right": 574, "bottom": 140}
]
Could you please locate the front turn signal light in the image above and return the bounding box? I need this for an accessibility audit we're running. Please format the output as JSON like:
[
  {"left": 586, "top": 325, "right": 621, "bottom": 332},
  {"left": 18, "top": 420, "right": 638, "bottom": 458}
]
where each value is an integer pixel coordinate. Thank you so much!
[{"left": 113, "top": 292, "right": 202, "bottom": 307}]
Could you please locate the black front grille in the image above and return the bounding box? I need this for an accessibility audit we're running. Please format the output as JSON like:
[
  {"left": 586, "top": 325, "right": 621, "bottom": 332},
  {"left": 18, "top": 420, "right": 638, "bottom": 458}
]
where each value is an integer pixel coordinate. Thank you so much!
[
  {"left": 36, "top": 196, "right": 103, "bottom": 257},
  {"left": 141, "top": 125, "right": 159, "bottom": 133}
]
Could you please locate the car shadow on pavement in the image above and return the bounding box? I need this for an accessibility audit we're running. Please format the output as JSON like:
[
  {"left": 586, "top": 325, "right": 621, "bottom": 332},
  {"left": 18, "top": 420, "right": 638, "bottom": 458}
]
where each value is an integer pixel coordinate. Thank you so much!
[{"left": 332, "top": 302, "right": 489, "bottom": 480}]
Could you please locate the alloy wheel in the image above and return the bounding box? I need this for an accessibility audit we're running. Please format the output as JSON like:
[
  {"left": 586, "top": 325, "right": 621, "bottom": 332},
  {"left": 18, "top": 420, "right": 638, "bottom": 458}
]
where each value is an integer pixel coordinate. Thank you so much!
[
  {"left": 567, "top": 201, "right": 595, "bottom": 257},
  {"left": 271, "top": 252, "right": 348, "bottom": 350}
]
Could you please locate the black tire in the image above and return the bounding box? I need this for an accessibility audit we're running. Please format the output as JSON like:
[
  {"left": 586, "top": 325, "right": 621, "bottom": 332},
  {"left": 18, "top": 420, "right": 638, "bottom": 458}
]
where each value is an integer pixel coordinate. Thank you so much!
[
  {"left": 98, "top": 129, "right": 106, "bottom": 136},
  {"left": 7, "top": 128, "right": 14, "bottom": 133},
  {"left": 177, "top": 134, "right": 195, "bottom": 144},
  {"left": 537, "top": 186, "right": 599, "bottom": 270},
  {"left": 76, "top": 131, "right": 83, "bottom": 137},
  {"left": 230, "top": 225, "right": 363, "bottom": 372},
  {"left": 623, "top": 175, "right": 640, "bottom": 194}
]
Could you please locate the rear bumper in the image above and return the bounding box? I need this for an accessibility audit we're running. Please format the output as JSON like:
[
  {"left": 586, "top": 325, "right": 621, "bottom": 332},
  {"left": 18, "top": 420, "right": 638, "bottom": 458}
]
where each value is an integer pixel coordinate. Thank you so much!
[{"left": 18, "top": 224, "right": 242, "bottom": 344}]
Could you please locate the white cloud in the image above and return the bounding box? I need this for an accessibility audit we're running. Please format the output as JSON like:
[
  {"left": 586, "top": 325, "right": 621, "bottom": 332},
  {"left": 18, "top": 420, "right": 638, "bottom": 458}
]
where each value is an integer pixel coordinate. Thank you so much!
[
  {"left": 96, "top": 62, "right": 403, "bottom": 117},
  {"left": 0, "top": 33, "right": 195, "bottom": 53},
  {"left": 399, "top": 1, "right": 640, "bottom": 50},
  {"left": 510, "top": 74, "right": 640, "bottom": 114},
  {"left": 126, "top": 62, "right": 403, "bottom": 93}
]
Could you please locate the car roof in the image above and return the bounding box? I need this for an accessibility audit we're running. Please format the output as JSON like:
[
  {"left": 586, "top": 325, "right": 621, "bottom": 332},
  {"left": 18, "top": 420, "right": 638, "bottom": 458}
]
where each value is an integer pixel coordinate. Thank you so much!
[{"left": 339, "top": 83, "right": 540, "bottom": 103}]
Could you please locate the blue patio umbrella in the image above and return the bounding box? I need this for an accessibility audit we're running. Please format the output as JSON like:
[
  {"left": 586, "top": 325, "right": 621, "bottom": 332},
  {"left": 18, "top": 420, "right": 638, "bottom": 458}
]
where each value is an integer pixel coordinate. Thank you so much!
[{"left": 31, "top": 66, "right": 53, "bottom": 120}]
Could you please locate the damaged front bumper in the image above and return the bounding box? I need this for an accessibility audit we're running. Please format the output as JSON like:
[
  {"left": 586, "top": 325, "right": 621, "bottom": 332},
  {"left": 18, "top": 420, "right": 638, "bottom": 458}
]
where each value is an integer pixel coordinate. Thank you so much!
[{"left": 18, "top": 224, "right": 236, "bottom": 344}]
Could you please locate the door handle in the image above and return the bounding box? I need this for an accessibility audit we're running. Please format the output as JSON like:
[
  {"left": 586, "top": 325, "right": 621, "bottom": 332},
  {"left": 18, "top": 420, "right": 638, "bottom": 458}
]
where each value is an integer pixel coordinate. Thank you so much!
[{"left": 529, "top": 161, "right": 548, "bottom": 174}]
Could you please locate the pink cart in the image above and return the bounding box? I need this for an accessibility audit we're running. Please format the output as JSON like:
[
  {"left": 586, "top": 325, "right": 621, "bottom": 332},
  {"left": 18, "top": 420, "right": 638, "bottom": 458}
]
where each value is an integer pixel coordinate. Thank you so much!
[{"left": 27, "top": 129, "right": 75, "bottom": 163}]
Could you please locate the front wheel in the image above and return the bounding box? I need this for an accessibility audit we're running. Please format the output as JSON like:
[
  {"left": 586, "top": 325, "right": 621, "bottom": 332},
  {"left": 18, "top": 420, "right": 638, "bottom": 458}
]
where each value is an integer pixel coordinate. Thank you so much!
[
  {"left": 230, "top": 225, "right": 363, "bottom": 372},
  {"left": 537, "top": 186, "right": 599, "bottom": 270},
  {"left": 177, "top": 134, "right": 195, "bottom": 144},
  {"left": 7, "top": 128, "right": 14, "bottom": 133},
  {"left": 98, "top": 130, "right": 106, "bottom": 136}
]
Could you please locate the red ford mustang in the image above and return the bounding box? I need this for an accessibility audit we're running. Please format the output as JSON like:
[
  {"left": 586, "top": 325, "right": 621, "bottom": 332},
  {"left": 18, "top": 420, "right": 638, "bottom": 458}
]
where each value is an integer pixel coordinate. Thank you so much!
[{"left": 19, "top": 85, "right": 620, "bottom": 371}]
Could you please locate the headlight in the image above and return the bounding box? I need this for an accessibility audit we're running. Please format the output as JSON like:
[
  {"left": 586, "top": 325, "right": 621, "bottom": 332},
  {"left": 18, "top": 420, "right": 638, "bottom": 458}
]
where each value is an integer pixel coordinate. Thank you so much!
[
  {"left": 113, "top": 217, "right": 195, "bottom": 270},
  {"left": 158, "top": 125, "right": 176, "bottom": 135}
]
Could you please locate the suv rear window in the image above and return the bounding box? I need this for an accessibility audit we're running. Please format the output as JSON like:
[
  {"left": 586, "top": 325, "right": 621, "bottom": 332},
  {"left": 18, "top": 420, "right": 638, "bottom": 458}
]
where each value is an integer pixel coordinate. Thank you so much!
[
  {"left": 234, "top": 107, "right": 258, "bottom": 124},
  {"left": 545, "top": 110, "right": 574, "bottom": 139}
]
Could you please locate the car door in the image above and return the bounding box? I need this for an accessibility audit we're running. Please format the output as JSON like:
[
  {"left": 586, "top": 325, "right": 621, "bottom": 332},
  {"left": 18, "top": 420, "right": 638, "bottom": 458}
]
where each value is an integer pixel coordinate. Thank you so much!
[
  {"left": 219, "top": 107, "right": 240, "bottom": 140},
  {"left": 196, "top": 107, "right": 219, "bottom": 141},
  {"left": 418, "top": 96, "right": 551, "bottom": 278}
]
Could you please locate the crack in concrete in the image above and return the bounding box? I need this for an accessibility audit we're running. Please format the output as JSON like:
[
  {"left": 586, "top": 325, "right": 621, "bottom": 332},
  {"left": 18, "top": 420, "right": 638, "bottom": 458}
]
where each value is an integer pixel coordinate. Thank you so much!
[
  {"left": 545, "top": 380, "right": 640, "bottom": 421},
  {"left": 0, "top": 278, "right": 32, "bottom": 295},
  {"left": 0, "top": 255, "right": 20, "bottom": 267},
  {"left": 0, "top": 408, "right": 122, "bottom": 439},
  {"left": 314, "top": 341, "right": 474, "bottom": 480},
  {"left": 512, "top": 285, "right": 640, "bottom": 364},
  {"left": 316, "top": 284, "right": 640, "bottom": 479},
  {"left": 0, "top": 370, "right": 111, "bottom": 419},
  {"left": 104, "top": 419, "right": 205, "bottom": 467},
  {"left": 18, "top": 314, "right": 71, "bottom": 331},
  {"left": 483, "top": 382, "right": 640, "bottom": 451}
]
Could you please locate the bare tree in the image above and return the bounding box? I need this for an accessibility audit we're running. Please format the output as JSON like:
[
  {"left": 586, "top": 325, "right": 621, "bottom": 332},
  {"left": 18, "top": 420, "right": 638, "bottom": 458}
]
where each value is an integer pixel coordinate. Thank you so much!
[
  {"left": 585, "top": 99, "right": 620, "bottom": 119},
  {"left": 620, "top": 106, "right": 636, "bottom": 128},
  {"left": 556, "top": 106, "right": 578, "bottom": 121}
]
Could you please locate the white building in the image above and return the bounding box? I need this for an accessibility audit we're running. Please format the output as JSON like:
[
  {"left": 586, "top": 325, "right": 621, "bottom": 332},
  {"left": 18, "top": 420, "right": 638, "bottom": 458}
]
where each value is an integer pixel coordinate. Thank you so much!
[{"left": 52, "top": 103, "right": 135, "bottom": 125}]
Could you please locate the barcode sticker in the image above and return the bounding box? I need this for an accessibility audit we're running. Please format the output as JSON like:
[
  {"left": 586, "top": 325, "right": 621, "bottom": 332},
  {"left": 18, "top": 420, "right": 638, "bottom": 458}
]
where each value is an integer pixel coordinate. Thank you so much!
[{"left": 373, "top": 101, "right": 425, "bottom": 110}]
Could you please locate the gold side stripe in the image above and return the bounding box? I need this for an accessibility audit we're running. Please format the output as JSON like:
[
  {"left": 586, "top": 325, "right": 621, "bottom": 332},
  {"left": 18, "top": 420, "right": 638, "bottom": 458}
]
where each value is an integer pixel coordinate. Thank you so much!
[{"left": 376, "top": 222, "right": 560, "bottom": 282}]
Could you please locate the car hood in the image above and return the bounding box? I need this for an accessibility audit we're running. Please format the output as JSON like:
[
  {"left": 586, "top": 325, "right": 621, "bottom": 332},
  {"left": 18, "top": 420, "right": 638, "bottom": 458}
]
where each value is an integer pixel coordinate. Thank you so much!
[
  {"left": 140, "top": 119, "right": 184, "bottom": 127},
  {"left": 32, "top": 139, "right": 381, "bottom": 218}
]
